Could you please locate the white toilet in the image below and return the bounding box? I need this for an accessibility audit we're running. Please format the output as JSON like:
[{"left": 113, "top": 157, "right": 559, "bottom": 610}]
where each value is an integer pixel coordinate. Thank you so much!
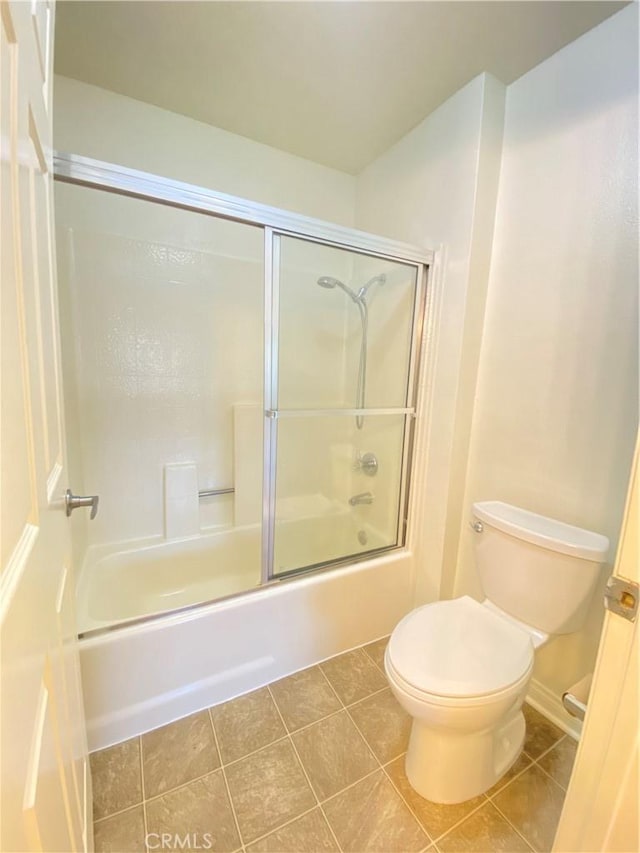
[{"left": 385, "top": 500, "right": 609, "bottom": 805}]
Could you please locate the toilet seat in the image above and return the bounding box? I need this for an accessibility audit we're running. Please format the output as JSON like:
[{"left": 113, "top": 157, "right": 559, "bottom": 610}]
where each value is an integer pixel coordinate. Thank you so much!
[
  {"left": 385, "top": 653, "right": 533, "bottom": 709},
  {"left": 387, "top": 596, "right": 534, "bottom": 701}
]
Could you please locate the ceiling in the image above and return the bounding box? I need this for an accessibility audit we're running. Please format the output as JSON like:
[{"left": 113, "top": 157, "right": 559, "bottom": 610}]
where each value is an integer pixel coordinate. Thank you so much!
[{"left": 54, "top": 1, "right": 626, "bottom": 174}]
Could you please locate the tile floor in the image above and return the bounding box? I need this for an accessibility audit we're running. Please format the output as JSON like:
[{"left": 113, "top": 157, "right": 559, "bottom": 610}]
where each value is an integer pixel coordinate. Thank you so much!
[{"left": 92, "top": 638, "right": 576, "bottom": 853}]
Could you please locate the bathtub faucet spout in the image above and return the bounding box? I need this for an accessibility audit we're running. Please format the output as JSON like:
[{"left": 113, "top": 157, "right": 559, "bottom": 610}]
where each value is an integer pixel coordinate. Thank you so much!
[{"left": 349, "top": 491, "right": 374, "bottom": 506}]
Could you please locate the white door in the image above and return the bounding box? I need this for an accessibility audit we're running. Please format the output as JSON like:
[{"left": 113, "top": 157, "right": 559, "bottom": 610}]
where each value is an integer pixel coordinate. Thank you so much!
[
  {"left": 1, "top": 2, "right": 90, "bottom": 851},
  {"left": 553, "top": 435, "right": 639, "bottom": 852}
]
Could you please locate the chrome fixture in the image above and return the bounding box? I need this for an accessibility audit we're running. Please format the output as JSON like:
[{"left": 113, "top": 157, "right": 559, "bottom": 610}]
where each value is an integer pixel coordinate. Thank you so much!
[
  {"left": 65, "top": 488, "right": 99, "bottom": 519},
  {"left": 317, "top": 276, "right": 359, "bottom": 300},
  {"left": 316, "top": 273, "right": 386, "bottom": 429},
  {"left": 354, "top": 451, "right": 378, "bottom": 477},
  {"left": 349, "top": 491, "right": 374, "bottom": 506},
  {"left": 562, "top": 688, "right": 588, "bottom": 722},
  {"left": 469, "top": 520, "right": 484, "bottom": 533},
  {"left": 199, "top": 487, "right": 235, "bottom": 498},
  {"left": 265, "top": 407, "right": 413, "bottom": 419}
]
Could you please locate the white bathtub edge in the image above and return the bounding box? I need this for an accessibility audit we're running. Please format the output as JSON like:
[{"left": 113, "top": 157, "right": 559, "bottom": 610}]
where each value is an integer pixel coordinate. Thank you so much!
[{"left": 80, "top": 550, "right": 417, "bottom": 750}]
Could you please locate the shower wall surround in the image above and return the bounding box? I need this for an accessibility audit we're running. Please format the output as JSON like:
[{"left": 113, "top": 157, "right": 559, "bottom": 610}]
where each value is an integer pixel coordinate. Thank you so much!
[
  {"left": 56, "top": 176, "right": 420, "bottom": 592},
  {"left": 56, "top": 193, "right": 264, "bottom": 559}
]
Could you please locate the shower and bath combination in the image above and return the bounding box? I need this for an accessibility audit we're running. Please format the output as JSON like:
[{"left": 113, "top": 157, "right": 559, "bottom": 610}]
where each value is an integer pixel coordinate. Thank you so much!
[
  {"left": 316, "top": 273, "right": 386, "bottom": 429},
  {"left": 53, "top": 150, "right": 427, "bottom": 760}
]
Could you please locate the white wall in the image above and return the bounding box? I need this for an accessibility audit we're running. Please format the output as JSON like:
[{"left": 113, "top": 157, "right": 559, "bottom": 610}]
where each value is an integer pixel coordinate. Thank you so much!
[
  {"left": 53, "top": 76, "right": 356, "bottom": 225},
  {"left": 355, "top": 6, "right": 638, "bottom": 724},
  {"left": 356, "top": 73, "right": 506, "bottom": 603},
  {"left": 455, "top": 5, "right": 639, "bottom": 702}
]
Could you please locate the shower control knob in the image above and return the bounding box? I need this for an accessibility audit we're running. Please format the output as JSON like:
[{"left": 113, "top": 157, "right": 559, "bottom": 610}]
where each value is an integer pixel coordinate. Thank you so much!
[
  {"left": 65, "top": 489, "right": 99, "bottom": 520},
  {"left": 354, "top": 452, "right": 378, "bottom": 477}
]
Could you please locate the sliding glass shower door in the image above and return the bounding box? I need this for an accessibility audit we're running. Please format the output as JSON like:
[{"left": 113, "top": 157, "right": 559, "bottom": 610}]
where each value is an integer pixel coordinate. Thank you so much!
[
  {"left": 53, "top": 150, "right": 431, "bottom": 630},
  {"left": 263, "top": 233, "right": 423, "bottom": 579}
]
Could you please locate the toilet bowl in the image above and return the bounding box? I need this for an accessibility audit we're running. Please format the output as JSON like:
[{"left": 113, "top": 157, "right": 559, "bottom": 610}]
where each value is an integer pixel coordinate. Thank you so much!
[
  {"left": 385, "top": 596, "right": 537, "bottom": 803},
  {"left": 385, "top": 501, "right": 609, "bottom": 804}
]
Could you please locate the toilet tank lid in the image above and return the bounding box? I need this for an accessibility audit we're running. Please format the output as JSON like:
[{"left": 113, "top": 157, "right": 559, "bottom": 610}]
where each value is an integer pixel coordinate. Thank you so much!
[{"left": 472, "top": 501, "right": 609, "bottom": 562}]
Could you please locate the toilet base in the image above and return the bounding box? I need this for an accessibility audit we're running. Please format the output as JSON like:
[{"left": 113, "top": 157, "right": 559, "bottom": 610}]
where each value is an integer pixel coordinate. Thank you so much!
[{"left": 404, "top": 708, "right": 526, "bottom": 804}]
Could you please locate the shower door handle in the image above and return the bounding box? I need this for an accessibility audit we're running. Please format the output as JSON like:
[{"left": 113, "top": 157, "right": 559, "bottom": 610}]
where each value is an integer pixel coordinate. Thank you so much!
[{"left": 65, "top": 489, "right": 99, "bottom": 520}]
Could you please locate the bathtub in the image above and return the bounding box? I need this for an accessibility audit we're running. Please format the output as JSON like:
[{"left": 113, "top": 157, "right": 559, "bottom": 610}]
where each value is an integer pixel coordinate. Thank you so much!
[
  {"left": 77, "top": 525, "right": 416, "bottom": 750},
  {"left": 76, "top": 511, "right": 390, "bottom": 633},
  {"left": 77, "top": 528, "right": 261, "bottom": 634}
]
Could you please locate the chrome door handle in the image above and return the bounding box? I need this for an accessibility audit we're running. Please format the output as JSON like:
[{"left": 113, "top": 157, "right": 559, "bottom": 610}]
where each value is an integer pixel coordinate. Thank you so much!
[{"left": 65, "top": 489, "right": 99, "bottom": 520}]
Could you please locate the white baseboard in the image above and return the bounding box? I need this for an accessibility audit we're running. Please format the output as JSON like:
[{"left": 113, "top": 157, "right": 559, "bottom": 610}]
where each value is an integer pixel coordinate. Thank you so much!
[{"left": 526, "top": 677, "right": 582, "bottom": 741}]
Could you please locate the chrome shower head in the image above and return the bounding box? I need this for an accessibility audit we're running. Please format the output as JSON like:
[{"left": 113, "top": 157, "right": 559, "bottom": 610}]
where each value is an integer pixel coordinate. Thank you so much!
[
  {"left": 317, "top": 276, "right": 341, "bottom": 289},
  {"left": 316, "top": 276, "right": 359, "bottom": 302}
]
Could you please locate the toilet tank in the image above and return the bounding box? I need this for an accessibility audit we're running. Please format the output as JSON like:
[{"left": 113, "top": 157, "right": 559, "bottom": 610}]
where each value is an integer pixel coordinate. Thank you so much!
[{"left": 472, "top": 501, "right": 609, "bottom": 635}]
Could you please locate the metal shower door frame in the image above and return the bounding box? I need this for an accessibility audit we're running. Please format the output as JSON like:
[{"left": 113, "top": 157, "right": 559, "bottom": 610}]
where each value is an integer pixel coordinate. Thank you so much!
[
  {"left": 52, "top": 151, "right": 432, "bottom": 623},
  {"left": 261, "top": 230, "right": 428, "bottom": 584}
]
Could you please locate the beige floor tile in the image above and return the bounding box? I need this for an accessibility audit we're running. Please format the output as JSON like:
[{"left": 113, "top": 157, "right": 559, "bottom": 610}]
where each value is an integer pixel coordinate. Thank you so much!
[
  {"left": 320, "top": 648, "right": 387, "bottom": 705},
  {"left": 486, "top": 751, "right": 532, "bottom": 797},
  {"left": 246, "top": 808, "right": 338, "bottom": 852},
  {"left": 292, "top": 710, "right": 378, "bottom": 800},
  {"left": 225, "top": 739, "right": 316, "bottom": 844},
  {"left": 537, "top": 736, "right": 578, "bottom": 789},
  {"left": 350, "top": 688, "right": 411, "bottom": 764},
  {"left": 90, "top": 738, "right": 142, "bottom": 820},
  {"left": 146, "top": 770, "right": 240, "bottom": 852},
  {"left": 142, "top": 710, "right": 220, "bottom": 798},
  {"left": 385, "top": 756, "right": 485, "bottom": 840},
  {"left": 270, "top": 667, "right": 341, "bottom": 732},
  {"left": 324, "top": 769, "right": 428, "bottom": 852},
  {"left": 211, "top": 687, "right": 286, "bottom": 764},
  {"left": 522, "top": 705, "right": 564, "bottom": 760},
  {"left": 493, "top": 765, "right": 566, "bottom": 852},
  {"left": 437, "top": 802, "right": 532, "bottom": 852},
  {"left": 93, "top": 806, "right": 146, "bottom": 853},
  {"left": 363, "top": 637, "right": 389, "bottom": 670}
]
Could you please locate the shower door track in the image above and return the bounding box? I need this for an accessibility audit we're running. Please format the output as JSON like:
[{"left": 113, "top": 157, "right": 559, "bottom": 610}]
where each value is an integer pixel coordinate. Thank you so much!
[
  {"left": 54, "top": 151, "right": 432, "bottom": 634},
  {"left": 53, "top": 152, "right": 433, "bottom": 265}
]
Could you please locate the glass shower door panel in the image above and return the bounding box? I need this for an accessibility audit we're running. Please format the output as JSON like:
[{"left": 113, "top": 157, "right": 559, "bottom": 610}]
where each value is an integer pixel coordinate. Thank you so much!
[
  {"left": 266, "top": 233, "right": 422, "bottom": 579},
  {"left": 276, "top": 236, "right": 419, "bottom": 411},
  {"left": 271, "top": 414, "right": 410, "bottom": 576},
  {"left": 55, "top": 182, "right": 265, "bottom": 628}
]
